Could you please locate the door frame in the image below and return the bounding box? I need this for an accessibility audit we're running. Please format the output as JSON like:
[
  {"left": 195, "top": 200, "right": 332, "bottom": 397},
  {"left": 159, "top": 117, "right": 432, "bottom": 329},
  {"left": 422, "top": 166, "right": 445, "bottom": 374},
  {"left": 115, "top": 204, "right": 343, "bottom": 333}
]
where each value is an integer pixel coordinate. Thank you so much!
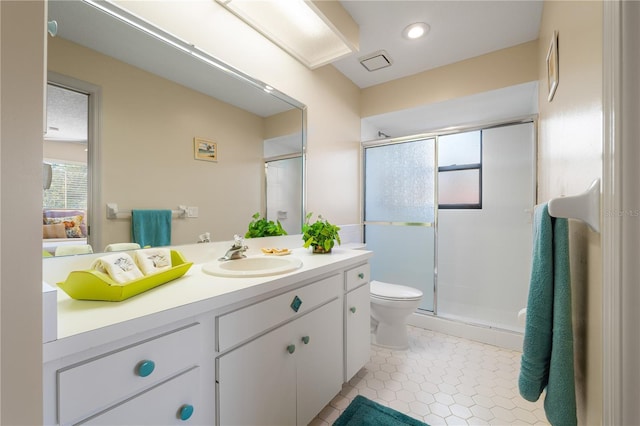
[{"left": 602, "top": 1, "right": 636, "bottom": 424}]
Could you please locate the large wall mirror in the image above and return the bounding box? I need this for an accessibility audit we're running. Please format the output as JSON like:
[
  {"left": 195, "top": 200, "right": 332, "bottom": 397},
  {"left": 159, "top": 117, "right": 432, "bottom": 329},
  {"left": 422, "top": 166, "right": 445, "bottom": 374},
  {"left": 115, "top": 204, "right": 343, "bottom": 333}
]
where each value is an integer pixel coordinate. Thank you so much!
[{"left": 44, "top": 0, "right": 306, "bottom": 256}]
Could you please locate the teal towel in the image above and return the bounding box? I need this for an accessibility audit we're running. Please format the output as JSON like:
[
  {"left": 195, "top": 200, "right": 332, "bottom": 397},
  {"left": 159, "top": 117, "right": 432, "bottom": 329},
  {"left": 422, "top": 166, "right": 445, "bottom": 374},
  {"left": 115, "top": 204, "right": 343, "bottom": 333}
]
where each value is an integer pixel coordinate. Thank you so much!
[
  {"left": 519, "top": 203, "right": 576, "bottom": 426},
  {"left": 131, "top": 209, "right": 172, "bottom": 248}
]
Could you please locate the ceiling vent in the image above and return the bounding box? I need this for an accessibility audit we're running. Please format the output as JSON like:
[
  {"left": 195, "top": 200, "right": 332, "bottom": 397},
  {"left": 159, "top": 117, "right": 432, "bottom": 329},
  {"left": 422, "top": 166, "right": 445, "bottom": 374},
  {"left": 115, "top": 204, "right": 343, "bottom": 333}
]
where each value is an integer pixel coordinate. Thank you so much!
[{"left": 359, "top": 50, "right": 393, "bottom": 72}]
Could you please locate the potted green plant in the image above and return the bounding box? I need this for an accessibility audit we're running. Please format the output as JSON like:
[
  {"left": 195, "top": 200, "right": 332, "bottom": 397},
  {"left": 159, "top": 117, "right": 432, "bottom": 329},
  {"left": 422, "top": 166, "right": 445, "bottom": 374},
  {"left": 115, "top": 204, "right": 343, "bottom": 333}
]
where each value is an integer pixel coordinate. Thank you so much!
[
  {"left": 302, "top": 212, "right": 341, "bottom": 253},
  {"left": 244, "top": 212, "right": 287, "bottom": 238}
]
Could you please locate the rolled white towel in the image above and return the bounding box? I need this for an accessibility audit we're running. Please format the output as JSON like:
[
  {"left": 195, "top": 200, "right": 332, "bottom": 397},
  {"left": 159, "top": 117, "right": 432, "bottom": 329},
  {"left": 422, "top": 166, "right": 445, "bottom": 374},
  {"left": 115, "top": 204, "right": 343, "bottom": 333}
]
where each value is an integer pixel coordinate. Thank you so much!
[
  {"left": 91, "top": 253, "right": 144, "bottom": 284},
  {"left": 134, "top": 248, "right": 172, "bottom": 275},
  {"left": 104, "top": 243, "right": 141, "bottom": 252}
]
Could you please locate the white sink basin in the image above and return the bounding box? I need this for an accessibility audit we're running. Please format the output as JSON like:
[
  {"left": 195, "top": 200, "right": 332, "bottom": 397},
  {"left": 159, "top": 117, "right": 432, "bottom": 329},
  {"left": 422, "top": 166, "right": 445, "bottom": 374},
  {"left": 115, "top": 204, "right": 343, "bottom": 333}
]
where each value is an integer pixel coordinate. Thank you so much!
[{"left": 202, "top": 255, "right": 303, "bottom": 278}]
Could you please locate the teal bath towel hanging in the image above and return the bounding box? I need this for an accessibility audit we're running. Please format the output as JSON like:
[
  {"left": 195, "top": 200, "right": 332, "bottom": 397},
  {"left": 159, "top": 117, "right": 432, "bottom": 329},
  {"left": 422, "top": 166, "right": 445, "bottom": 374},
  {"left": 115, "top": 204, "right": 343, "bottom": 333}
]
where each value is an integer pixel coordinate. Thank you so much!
[
  {"left": 131, "top": 209, "right": 172, "bottom": 248},
  {"left": 519, "top": 203, "right": 576, "bottom": 426}
]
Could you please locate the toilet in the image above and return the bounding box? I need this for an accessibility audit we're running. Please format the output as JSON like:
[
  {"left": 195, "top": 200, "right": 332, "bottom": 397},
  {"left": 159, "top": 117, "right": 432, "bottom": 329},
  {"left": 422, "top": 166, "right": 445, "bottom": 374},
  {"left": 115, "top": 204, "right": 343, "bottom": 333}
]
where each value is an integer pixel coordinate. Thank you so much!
[{"left": 370, "top": 280, "right": 423, "bottom": 350}]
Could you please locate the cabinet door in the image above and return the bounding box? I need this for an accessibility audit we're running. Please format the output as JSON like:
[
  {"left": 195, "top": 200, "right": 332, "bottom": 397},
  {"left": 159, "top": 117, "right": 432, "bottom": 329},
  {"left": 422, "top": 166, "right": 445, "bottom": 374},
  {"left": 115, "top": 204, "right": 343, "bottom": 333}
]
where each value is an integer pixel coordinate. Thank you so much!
[
  {"left": 296, "top": 299, "right": 343, "bottom": 425},
  {"left": 217, "top": 321, "right": 297, "bottom": 426},
  {"left": 345, "top": 283, "right": 371, "bottom": 381},
  {"left": 82, "top": 367, "right": 201, "bottom": 425}
]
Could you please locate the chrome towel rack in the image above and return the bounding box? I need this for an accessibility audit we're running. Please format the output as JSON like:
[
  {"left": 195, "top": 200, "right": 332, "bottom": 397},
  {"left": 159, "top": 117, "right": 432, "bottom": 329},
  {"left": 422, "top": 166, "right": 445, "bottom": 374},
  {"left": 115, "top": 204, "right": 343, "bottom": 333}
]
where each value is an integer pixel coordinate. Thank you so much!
[
  {"left": 106, "top": 203, "right": 187, "bottom": 220},
  {"left": 548, "top": 178, "right": 601, "bottom": 233}
]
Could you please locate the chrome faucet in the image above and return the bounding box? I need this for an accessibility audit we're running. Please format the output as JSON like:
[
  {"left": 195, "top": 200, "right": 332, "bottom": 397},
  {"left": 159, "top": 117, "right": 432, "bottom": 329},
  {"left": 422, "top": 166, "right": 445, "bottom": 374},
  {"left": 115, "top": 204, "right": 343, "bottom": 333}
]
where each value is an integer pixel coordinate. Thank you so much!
[{"left": 219, "top": 234, "right": 248, "bottom": 261}]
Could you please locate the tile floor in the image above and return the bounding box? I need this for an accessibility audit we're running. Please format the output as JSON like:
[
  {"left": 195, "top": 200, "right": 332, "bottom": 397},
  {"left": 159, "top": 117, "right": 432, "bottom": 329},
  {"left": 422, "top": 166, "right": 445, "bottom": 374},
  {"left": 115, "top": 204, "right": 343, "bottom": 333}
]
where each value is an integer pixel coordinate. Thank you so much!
[{"left": 310, "top": 326, "right": 549, "bottom": 426}]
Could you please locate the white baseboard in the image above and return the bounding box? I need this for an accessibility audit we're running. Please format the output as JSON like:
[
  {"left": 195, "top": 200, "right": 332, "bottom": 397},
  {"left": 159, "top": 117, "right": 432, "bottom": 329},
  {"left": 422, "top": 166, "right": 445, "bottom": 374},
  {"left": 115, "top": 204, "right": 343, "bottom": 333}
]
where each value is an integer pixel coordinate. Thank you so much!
[{"left": 407, "top": 312, "right": 524, "bottom": 351}]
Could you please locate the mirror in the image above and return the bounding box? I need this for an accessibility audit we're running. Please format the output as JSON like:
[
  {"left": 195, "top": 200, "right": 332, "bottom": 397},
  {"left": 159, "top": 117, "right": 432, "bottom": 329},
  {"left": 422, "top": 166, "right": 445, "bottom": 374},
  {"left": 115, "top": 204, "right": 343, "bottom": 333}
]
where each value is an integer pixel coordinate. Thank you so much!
[{"left": 45, "top": 0, "right": 306, "bottom": 256}]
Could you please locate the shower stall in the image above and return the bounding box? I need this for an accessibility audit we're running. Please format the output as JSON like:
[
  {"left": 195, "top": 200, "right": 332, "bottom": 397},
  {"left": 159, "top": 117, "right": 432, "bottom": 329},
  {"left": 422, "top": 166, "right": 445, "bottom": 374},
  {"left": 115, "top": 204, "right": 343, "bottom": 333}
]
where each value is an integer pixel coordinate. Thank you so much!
[{"left": 363, "top": 120, "right": 536, "bottom": 333}]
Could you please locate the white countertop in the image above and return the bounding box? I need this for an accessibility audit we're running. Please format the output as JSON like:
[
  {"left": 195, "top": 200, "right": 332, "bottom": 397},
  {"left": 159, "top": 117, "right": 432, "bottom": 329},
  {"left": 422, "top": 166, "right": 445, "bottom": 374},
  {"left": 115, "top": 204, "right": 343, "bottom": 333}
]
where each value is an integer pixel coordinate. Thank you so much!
[{"left": 43, "top": 236, "right": 371, "bottom": 362}]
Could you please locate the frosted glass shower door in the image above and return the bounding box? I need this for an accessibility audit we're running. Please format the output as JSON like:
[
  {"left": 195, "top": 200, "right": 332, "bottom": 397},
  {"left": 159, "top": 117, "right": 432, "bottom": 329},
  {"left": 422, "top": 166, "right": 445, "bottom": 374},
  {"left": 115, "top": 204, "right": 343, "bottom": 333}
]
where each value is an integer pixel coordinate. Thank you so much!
[{"left": 364, "top": 139, "right": 436, "bottom": 311}]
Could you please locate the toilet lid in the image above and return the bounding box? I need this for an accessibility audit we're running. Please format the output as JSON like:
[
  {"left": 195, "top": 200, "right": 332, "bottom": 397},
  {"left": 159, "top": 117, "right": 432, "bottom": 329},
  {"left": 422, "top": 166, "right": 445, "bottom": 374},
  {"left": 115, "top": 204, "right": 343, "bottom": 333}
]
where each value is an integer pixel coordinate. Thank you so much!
[{"left": 370, "top": 280, "right": 423, "bottom": 301}]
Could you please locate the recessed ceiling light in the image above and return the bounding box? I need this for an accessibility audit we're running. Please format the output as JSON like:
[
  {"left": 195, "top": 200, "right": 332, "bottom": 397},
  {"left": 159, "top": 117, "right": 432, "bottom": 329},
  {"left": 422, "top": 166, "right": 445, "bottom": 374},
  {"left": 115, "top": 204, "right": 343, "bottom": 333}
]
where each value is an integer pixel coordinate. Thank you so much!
[{"left": 402, "top": 22, "right": 429, "bottom": 40}]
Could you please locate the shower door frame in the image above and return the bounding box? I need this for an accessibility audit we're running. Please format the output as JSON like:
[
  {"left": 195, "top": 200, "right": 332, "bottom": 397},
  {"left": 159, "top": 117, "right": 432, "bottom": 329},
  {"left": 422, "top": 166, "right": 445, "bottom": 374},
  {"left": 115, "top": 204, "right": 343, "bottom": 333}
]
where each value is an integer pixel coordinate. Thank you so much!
[{"left": 361, "top": 115, "right": 538, "bottom": 318}]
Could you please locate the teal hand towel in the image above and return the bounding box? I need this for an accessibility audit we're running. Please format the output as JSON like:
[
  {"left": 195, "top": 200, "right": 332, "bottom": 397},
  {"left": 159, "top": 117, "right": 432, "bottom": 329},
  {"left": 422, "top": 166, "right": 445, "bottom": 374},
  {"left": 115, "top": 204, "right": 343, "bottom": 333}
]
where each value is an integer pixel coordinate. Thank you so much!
[
  {"left": 519, "top": 203, "right": 576, "bottom": 426},
  {"left": 131, "top": 209, "right": 172, "bottom": 248}
]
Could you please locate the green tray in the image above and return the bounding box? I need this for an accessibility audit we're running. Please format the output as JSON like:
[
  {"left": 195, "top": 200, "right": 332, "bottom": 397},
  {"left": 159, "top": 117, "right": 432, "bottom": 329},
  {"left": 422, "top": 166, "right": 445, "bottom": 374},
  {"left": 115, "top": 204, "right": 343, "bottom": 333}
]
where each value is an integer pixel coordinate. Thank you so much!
[{"left": 57, "top": 250, "right": 193, "bottom": 302}]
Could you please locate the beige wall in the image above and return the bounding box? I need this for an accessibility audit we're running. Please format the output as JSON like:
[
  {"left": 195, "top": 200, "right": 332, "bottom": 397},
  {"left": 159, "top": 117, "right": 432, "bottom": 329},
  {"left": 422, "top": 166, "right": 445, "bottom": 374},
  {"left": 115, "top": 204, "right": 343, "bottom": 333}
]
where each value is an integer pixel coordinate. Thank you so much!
[
  {"left": 264, "top": 109, "right": 303, "bottom": 141},
  {"left": 0, "top": 1, "right": 45, "bottom": 423},
  {"left": 48, "top": 37, "right": 270, "bottom": 248},
  {"left": 361, "top": 40, "right": 539, "bottom": 118},
  {"left": 537, "top": 1, "right": 603, "bottom": 424}
]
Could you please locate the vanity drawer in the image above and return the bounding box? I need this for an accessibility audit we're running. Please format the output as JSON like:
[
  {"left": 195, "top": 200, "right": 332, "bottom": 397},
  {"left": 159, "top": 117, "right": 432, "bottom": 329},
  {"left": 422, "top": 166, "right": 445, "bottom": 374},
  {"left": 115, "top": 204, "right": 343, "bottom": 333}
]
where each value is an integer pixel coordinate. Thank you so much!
[
  {"left": 58, "top": 323, "right": 201, "bottom": 425},
  {"left": 345, "top": 264, "right": 370, "bottom": 292},
  {"left": 82, "top": 367, "right": 201, "bottom": 425},
  {"left": 217, "top": 273, "right": 341, "bottom": 352}
]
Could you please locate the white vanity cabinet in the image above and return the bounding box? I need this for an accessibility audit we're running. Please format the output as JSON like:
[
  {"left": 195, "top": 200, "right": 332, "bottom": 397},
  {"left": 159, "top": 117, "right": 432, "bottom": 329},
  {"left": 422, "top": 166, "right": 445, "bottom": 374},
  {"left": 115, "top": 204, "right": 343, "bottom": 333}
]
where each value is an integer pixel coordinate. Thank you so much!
[
  {"left": 44, "top": 246, "right": 373, "bottom": 426},
  {"left": 216, "top": 274, "right": 343, "bottom": 426},
  {"left": 344, "top": 263, "right": 371, "bottom": 381}
]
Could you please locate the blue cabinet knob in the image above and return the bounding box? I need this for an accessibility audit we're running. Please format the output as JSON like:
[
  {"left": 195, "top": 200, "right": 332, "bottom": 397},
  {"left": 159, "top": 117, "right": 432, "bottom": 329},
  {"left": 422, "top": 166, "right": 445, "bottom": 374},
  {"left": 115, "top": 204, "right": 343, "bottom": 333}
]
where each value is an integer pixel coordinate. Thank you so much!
[
  {"left": 301, "top": 336, "right": 310, "bottom": 345},
  {"left": 179, "top": 404, "right": 194, "bottom": 421},
  {"left": 287, "top": 344, "right": 296, "bottom": 354},
  {"left": 136, "top": 360, "right": 155, "bottom": 377},
  {"left": 358, "top": 273, "right": 364, "bottom": 279},
  {"left": 350, "top": 306, "right": 357, "bottom": 313}
]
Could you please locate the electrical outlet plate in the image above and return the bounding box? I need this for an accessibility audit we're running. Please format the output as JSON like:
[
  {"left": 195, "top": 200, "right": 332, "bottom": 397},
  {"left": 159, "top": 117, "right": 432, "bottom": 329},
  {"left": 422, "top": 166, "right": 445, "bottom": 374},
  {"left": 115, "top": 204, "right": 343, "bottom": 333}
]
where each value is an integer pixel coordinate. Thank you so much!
[{"left": 187, "top": 207, "right": 199, "bottom": 218}]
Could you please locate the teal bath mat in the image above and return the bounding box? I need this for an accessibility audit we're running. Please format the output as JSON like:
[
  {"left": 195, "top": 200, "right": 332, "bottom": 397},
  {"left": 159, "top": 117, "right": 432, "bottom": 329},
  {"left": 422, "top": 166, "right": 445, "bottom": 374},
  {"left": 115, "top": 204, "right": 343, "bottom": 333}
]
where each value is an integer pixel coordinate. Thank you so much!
[{"left": 333, "top": 395, "right": 428, "bottom": 426}]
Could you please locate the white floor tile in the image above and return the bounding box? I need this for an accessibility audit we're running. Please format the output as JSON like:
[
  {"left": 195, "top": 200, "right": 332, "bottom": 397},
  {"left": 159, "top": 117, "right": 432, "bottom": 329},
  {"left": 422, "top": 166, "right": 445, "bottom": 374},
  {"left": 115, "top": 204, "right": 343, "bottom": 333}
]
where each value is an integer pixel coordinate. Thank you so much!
[{"left": 310, "top": 326, "right": 549, "bottom": 425}]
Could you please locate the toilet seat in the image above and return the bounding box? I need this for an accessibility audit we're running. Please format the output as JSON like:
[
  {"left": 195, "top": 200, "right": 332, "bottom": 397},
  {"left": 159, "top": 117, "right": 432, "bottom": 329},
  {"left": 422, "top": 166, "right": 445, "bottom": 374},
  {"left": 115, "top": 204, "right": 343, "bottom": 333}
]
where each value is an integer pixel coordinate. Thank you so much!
[{"left": 370, "top": 280, "right": 423, "bottom": 301}]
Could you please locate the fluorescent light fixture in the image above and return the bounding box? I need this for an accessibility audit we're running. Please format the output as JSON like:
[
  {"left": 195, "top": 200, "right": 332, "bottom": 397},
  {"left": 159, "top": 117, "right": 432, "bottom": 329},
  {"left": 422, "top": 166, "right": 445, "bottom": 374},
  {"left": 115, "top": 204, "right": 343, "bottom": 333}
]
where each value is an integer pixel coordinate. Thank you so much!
[
  {"left": 402, "top": 22, "right": 430, "bottom": 40},
  {"left": 217, "top": 0, "right": 358, "bottom": 69},
  {"left": 83, "top": 1, "right": 255, "bottom": 87},
  {"left": 84, "top": 0, "right": 191, "bottom": 54}
]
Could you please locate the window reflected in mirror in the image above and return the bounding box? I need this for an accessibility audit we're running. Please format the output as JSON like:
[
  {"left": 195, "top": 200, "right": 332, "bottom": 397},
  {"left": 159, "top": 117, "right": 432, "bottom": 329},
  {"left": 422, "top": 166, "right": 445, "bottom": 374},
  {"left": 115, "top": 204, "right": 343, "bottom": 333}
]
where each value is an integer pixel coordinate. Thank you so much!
[{"left": 43, "top": 83, "right": 91, "bottom": 256}]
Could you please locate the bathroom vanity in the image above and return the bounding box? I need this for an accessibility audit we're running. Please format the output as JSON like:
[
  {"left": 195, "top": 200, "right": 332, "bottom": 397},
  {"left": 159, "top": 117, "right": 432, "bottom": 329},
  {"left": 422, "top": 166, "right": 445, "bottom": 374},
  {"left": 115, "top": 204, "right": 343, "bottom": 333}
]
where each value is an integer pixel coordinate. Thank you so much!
[{"left": 42, "top": 239, "right": 372, "bottom": 425}]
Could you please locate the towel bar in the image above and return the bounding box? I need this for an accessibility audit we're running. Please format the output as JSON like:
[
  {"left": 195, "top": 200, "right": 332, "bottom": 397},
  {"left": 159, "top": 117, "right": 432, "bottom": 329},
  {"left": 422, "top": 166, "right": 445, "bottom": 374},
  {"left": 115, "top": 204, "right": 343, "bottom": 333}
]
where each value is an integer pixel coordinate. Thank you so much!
[
  {"left": 106, "top": 203, "right": 187, "bottom": 220},
  {"left": 548, "top": 178, "right": 600, "bottom": 233}
]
